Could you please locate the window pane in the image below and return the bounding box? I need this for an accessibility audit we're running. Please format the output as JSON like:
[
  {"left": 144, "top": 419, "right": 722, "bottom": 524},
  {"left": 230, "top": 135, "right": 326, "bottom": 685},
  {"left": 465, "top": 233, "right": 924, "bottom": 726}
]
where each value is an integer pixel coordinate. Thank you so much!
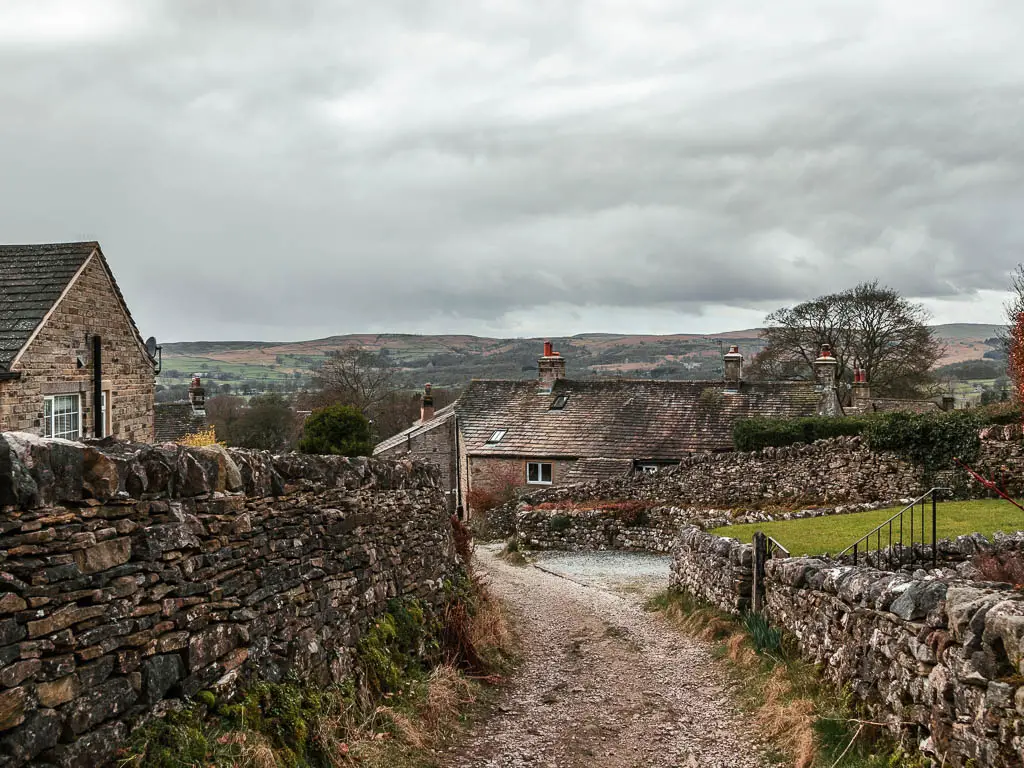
[
  {"left": 527, "top": 463, "right": 539, "bottom": 482},
  {"left": 43, "top": 399, "right": 53, "bottom": 437},
  {"left": 50, "top": 395, "right": 80, "bottom": 440},
  {"left": 541, "top": 463, "right": 552, "bottom": 483}
]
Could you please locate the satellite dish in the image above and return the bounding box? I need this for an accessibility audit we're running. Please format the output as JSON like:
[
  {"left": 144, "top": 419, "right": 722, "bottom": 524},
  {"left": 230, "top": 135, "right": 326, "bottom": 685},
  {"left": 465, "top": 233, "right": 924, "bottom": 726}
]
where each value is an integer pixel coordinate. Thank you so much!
[{"left": 145, "top": 337, "right": 158, "bottom": 358}]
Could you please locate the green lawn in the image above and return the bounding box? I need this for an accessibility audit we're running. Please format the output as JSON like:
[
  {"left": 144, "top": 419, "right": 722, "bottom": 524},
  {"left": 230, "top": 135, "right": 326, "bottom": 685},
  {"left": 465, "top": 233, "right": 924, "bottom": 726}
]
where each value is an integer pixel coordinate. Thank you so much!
[{"left": 711, "top": 499, "right": 1024, "bottom": 557}]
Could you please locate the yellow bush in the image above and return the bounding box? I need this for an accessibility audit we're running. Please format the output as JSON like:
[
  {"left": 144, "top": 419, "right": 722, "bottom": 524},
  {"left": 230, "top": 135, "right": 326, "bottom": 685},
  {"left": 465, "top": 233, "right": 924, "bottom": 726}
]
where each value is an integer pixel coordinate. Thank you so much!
[{"left": 178, "top": 427, "right": 222, "bottom": 447}]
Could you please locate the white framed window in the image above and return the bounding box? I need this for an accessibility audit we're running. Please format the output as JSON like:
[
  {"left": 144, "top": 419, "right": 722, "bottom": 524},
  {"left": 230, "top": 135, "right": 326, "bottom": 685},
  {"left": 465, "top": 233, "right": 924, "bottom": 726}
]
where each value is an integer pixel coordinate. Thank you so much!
[
  {"left": 527, "top": 461, "right": 553, "bottom": 485},
  {"left": 43, "top": 394, "right": 81, "bottom": 440},
  {"left": 100, "top": 390, "right": 111, "bottom": 438},
  {"left": 486, "top": 429, "right": 507, "bottom": 444}
]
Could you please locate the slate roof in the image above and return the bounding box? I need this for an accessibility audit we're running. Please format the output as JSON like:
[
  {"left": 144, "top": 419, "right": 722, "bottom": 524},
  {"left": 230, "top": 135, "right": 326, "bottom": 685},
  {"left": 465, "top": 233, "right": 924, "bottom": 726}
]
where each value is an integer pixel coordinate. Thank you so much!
[
  {"left": 455, "top": 378, "right": 823, "bottom": 460},
  {"left": 374, "top": 403, "right": 456, "bottom": 455},
  {"left": 0, "top": 242, "right": 149, "bottom": 371},
  {"left": 155, "top": 402, "right": 209, "bottom": 443},
  {"left": 561, "top": 457, "right": 634, "bottom": 484}
]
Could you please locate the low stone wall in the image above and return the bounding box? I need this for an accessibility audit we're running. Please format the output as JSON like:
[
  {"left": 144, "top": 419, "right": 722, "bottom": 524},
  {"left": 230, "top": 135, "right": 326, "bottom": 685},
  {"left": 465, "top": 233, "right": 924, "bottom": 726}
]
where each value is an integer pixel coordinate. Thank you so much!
[
  {"left": 669, "top": 527, "right": 753, "bottom": 614},
  {"left": 515, "top": 506, "right": 692, "bottom": 553},
  {"left": 0, "top": 433, "right": 458, "bottom": 768},
  {"left": 766, "top": 559, "right": 1024, "bottom": 766},
  {"left": 669, "top": 528, "right": 1024, "bottom": 766}
]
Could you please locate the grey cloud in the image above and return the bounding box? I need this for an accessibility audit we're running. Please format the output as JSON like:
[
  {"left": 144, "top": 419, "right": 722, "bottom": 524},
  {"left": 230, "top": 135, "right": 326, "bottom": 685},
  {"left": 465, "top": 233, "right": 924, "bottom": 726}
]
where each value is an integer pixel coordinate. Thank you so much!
[{"left": 1, "top": 1, "right": 1022, "bottom": 341}]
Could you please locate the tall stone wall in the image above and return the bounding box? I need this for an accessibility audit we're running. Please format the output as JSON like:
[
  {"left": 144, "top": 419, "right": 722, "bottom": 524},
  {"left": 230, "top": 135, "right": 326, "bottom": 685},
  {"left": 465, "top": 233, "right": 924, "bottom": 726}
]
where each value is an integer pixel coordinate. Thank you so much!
[
  {"left": 513, "top": 436, "right": 1024, "bottom": 512},
  {"left": 669, "top": 530, "right": 1024, "bottom": 766},
  {"left": 0, "top": 433, "right": 458, "bottom": 768}
]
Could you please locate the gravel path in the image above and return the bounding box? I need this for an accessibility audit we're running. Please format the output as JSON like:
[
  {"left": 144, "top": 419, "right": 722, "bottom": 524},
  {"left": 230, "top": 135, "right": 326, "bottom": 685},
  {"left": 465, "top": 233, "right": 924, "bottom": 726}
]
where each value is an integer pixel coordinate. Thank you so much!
[{"left": 447, "top": 547, "right": 768, "bottom": 768}]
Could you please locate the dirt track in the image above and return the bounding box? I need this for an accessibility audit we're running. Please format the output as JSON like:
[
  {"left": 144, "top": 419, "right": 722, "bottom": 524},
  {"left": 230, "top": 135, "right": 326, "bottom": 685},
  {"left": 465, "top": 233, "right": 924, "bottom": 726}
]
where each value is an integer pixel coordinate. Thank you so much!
[{"left": 446, "top": 548, "right": 768, "bottom": 768}]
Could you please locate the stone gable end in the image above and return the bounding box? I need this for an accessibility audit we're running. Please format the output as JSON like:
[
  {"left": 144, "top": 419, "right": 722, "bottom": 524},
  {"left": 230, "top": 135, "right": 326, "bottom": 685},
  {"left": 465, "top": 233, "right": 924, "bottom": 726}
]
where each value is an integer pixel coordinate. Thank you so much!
[{"left": 2, "top": 255, "right": 155, "bottom": 442}]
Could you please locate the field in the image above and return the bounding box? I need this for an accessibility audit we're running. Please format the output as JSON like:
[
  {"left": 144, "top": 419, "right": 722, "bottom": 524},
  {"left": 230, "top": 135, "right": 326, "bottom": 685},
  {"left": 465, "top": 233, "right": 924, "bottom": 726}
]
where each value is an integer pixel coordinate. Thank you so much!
[{"left": 712, "top": 498, "right": 1024, "bottom": 557}]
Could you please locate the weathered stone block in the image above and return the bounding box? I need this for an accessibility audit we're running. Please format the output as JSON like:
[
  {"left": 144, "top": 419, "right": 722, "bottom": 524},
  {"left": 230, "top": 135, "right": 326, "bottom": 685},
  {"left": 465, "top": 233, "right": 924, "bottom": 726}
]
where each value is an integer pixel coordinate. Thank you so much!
[
  {"left": 73, "top": 537, "right": 131, "bottom": 575},
  {"left": 36, "top": 674, "right": 81, "bottom": 708},
  {"left": 141, "top": 654, "right": 185, "bottom": 705},
  {"left": 62, "top": 678, "right": 136, "bottom": 736}
]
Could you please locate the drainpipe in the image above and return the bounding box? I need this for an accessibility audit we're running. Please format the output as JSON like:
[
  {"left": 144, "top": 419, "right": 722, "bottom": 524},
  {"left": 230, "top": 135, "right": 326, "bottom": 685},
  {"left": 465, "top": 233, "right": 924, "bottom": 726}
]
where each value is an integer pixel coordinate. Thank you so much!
[{"left": 93, "top": 336, "right": 103, "bottom": 438}]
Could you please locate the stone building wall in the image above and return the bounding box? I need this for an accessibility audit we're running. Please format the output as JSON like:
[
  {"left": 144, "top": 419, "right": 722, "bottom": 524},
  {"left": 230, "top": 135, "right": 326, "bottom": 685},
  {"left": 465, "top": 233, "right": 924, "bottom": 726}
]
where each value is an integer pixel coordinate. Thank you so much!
[
  {"left": 375, "top": 414, "right": 459, "bottom": 511},
  {"left": 0, "top": 434, "right": 458, "bottom": 767},
  {"left": 0, "top": 256, "right": 155, "bottom": 443},
  {"left": 669, "top": 529, "right": 1024, "bottom": 766}
]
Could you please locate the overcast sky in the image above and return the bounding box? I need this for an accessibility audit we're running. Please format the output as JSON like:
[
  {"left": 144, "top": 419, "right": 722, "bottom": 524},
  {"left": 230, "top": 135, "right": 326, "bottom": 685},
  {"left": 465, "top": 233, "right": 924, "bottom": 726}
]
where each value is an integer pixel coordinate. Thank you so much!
[{"left": 1, "top": 1, "right": 1022, "bottom": 342}]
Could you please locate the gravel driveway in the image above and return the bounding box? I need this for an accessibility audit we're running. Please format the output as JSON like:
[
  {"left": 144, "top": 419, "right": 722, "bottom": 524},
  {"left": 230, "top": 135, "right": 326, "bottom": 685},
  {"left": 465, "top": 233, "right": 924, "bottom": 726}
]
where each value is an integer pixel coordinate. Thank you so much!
[{"left": 446, "top": 546, "right": 768, "bottom": 768}]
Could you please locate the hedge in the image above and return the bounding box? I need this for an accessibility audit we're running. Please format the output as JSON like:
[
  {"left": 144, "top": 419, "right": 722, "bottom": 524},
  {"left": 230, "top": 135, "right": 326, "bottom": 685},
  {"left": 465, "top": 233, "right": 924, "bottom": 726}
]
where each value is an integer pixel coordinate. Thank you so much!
[
  {"left": 864, "top": 410, "right": 983, "bottom": 470},
  {"left": 733, "top": 415, "right": 871, "bottom": 452},
  {"left": 733, "top": 410, "right": 984, "bottom": 469}
]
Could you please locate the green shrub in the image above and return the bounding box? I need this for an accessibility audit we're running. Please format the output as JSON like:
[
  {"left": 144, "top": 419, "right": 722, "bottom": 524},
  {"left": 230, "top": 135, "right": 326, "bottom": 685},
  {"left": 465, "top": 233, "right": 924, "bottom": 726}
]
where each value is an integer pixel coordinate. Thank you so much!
[
  {"left": 864, "top": 409, "right": 982, "bottom": 470},
  {"left": 975, "top": 401, "right": 1021, "bottom": 426},
  {"left": 733, "top": 415, "right": 871, "bottom": 451},
  {"left": 297, "top": 404, "right": 372, "bottom": 457},
  {"left": 742, "top": 612, "right": 782, "bottom": 655}
]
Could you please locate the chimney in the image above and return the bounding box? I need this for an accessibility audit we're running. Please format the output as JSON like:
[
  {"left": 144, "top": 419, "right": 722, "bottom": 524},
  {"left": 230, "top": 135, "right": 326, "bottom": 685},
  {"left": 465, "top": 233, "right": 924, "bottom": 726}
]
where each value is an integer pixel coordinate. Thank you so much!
[
  {"left": 538, "top": 341, "right": 567, "bottom": 392},
  {"left": 420, "top": 383, "right": 435, "bottom": 422},
  {"left": 189, "top": 375, "right": 206, "bottom": 414},
  {"left": 723, "top": 346, "right": 743, "bottom": 392},
  {"left": 942, "top": 393, "right": 956, "bottom": 412},
  {"left": 813, "top": 345, "right": 838, "bottom": 392},
  {"left": 851, "top": 369, "right": 871, "bottom": 410}
]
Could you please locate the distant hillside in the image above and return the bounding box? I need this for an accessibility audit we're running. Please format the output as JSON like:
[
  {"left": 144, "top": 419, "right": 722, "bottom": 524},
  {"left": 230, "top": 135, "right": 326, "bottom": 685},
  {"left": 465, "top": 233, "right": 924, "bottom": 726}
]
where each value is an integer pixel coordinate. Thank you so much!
[{"left": 158, "top": 323, "right": 1005, "bottom": 392}]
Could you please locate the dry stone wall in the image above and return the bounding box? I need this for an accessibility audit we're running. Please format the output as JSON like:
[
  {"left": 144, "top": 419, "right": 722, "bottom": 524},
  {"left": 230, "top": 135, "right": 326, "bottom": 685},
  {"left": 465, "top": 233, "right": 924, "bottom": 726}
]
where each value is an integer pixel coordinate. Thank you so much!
[
  {"left": 670, "top": 529, "right": 1024, "bottom": 766},
  {"left": 669, "top": 527, "right": 753, "bottom": 614},
  {"left": 766, "top": 559, "right": 1024, "bottom": 766},
  {"left": 0, "top": 433, "right": 458, "bottom": 768},
  {"left": 516, "top": 506, "right": 693, "bottom": 553},
  {"left": 515, "top": 436, "right": 1024, "bottom": 514}
]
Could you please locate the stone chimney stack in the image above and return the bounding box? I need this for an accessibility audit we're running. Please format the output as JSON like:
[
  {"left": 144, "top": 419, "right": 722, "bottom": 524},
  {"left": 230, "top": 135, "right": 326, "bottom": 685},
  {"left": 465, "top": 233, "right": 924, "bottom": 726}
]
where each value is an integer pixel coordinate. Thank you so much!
[
  {"left": 420, "top": 383, "right": 435, "bottom": 422},
  {"left": 814, "top": 345, "right": 838, "bottom": 392},
  {"left": 538, "top": 341, "right": 567, "bottom": 392},
  {"left": 942, "top": 393, "right": 956, "bottom": 412},
  {"left": 851, "top": 369, "right": 871, "bottom": 410},
  {"left": 723, "top": 345, "right": 743, "bottom": 392},
  {"left": 189, "top": 375, "right": 206, "bottom": 414}
]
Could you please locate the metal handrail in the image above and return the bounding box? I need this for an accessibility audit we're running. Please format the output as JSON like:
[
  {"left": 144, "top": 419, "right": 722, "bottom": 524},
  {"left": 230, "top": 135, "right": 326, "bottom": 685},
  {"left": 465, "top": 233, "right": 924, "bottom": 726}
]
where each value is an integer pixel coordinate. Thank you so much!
[
  {"left": 837, "top": 487, "right": 950, "bottom": 568},
  {"left": 766, "top": 536, "right": 790, "bottom": 558}
]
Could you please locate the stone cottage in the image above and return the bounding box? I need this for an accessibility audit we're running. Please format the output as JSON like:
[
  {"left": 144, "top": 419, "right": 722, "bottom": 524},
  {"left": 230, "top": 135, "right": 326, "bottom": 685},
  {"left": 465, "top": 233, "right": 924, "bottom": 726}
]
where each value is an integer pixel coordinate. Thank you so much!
[
  {"left": 376, "top": 341, "right": 843, "bottom": 514},
  {"left": 373, "top": 383, "right": 459, "bottom": 511},
  {"left": 154, "top": 376, "right": 210, "bottom": 443},
  {"left": 0, "top": 242, "right": 157, "bottom": 442}
]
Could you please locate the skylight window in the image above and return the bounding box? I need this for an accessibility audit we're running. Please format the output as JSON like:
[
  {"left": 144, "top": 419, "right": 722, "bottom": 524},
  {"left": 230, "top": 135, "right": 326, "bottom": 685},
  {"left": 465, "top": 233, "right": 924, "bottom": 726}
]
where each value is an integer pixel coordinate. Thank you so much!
[
  {"left": 487, "top": 429, "right": 507, "bottom": 444},
  {"left": 550, "top": 395, "right": 569, "bottom": 410}
]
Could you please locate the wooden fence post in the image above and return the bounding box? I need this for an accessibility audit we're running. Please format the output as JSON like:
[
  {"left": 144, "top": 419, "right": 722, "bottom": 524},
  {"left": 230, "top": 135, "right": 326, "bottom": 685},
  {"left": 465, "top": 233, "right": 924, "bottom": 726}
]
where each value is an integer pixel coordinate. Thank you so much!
[{"left": 752, "top": 531, "right": 767, "bottom": 614}]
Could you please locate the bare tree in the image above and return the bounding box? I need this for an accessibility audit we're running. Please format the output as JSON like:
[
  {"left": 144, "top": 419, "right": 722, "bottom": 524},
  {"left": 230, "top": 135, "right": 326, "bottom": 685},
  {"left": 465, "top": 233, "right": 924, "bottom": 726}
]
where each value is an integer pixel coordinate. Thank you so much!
[
  {"left": 312, "top": 348, "right": 395, "bottom": 412},
  {"left": 755, "top": 281, "right": 944, "bottom": 398},
  {"left": 1004, "top": 264, "right": 1024, "bottom": 401}
]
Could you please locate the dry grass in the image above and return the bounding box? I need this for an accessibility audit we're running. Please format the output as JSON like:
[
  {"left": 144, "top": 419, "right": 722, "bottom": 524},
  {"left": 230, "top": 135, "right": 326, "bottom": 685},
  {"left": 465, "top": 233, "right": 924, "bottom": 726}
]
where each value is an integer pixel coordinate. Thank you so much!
[{"left": 646, "top": 591, "right": 919, "bottom": 768}]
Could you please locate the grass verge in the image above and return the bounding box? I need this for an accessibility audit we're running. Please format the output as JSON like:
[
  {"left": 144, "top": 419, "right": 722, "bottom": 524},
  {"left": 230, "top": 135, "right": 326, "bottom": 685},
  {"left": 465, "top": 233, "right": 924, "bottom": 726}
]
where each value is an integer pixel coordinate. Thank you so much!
[
  {"left": 713, "top": 498, "right": 1024, "bottom": 556},
  {"left": 645, "top": 590, "right": 927, "bottom": 768},
  {"left": 121, "top": 520, "right": 516, "bottom": 768}
]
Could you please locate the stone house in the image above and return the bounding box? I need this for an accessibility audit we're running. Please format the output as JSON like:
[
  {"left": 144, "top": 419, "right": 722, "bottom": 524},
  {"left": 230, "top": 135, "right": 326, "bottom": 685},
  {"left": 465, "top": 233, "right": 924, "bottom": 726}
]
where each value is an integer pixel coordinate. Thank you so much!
[
  {"left": 377, "top": 341, "right": 843, "bottom": 514},
  {"left": 0, "top": 242, "right": 157, "bottom": 442},
  {"left": 374, "top": 383, "right": 459, "bottom": 511},
  {"left": 154, "top": 376, "right": 210, "bottom": 443}
]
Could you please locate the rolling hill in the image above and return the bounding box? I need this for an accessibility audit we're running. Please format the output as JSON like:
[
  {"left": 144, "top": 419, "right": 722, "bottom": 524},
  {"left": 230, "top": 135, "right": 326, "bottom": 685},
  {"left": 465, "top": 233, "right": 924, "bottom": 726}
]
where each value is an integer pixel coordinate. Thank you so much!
[{"left": 157, "top": 323, "right": 1006, "bottom": 393}]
